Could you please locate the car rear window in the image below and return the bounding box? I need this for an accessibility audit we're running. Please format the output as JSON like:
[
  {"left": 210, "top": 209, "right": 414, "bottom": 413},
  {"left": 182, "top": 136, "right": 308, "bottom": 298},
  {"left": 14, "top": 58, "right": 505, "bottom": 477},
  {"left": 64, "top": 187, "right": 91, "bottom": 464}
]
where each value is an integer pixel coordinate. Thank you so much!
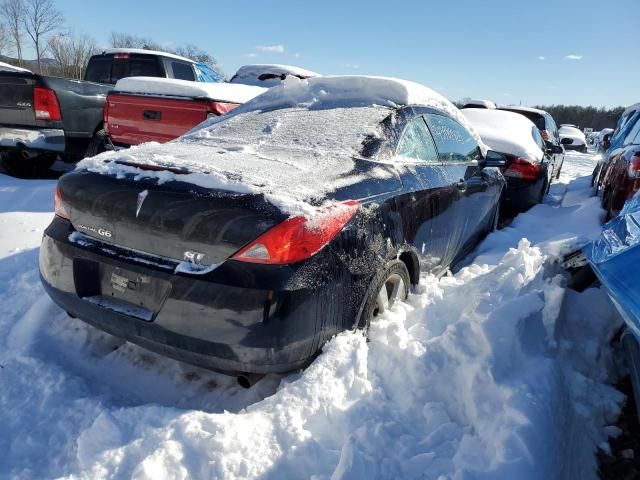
[
  {"left": 84, "top": 57, "right": 112, "bottom": 84},
  {"left": 500, "top": 109, "right": 546, "bottom": 130},
  {"left": 85, "top": 55, "right": 163, "bottom": 84},
  {"left": 171, "top": 61, "right": 195, "bottom": 81}
]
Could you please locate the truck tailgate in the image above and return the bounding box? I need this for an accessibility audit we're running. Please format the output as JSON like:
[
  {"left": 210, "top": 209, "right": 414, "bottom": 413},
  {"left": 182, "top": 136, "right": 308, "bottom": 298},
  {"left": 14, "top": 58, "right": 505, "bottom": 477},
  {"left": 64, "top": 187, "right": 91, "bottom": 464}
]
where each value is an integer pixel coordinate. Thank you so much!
[
  {"left": 0, "top": 72, "right": 38, "bottom": 127},
  {"left": 106, "top": 93, "right": 214, "bottom": 145}
]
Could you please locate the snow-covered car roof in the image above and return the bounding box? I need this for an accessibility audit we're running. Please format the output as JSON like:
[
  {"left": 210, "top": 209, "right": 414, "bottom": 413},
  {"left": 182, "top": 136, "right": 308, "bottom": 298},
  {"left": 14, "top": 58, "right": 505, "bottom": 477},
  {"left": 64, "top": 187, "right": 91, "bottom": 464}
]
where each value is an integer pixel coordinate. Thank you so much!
[
  {"left": 462, "top": 108, "right": 543, "bottom": 162},
  {"left": 229, "top": 64, "right": 319, "bottom": 87},
  {"left": 230, "top": 75, "right": 485, "bottom": 150},
  {"left": 101, "top": 48, "right": 195, "bottom": 63},
  {"left": 462, "top": 99, "right": 496, "bottom": 109},
  {"left": 500, "top": 105, "right": 549, "bottom": 117},
  {"left": 0, "top": 61, "right": 31, "bottom": 73},
  {"left": 113, "top": 77, "right": 266, "bottom": 104},
  {"left": 622, "top": 103, "right": 640, "bottom": 121}
]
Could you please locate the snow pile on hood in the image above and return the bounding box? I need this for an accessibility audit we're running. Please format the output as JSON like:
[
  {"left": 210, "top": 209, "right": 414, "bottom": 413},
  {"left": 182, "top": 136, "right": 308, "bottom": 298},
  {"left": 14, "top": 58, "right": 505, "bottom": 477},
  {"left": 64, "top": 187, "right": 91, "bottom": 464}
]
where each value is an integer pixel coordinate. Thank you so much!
[
  {"left": 229, "top": 64, "right": 319, "bottom": 87},
  {"left": 462, "top": 108, "right": 543, "bottom": 162},
  {"left": 0, "top": 152, "right": 625, "bottom": 479},
  {"left": 113, "top": 77, "right": 266, "bottom": 103}
]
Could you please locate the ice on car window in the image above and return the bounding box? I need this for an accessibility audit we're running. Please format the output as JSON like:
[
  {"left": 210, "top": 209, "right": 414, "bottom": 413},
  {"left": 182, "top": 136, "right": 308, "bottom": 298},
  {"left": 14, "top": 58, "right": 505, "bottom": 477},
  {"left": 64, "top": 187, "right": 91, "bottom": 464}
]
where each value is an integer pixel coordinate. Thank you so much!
[{"left": 425, "top": 114, "right": 481, "bottom": 163}]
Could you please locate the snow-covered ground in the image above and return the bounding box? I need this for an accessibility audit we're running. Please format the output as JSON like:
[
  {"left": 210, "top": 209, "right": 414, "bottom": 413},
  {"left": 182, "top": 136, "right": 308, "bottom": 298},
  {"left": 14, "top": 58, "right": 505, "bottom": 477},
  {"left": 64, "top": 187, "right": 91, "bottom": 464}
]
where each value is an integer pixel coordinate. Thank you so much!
[{"left": 0, "top": 152, "right": 626, "bottom": 479}]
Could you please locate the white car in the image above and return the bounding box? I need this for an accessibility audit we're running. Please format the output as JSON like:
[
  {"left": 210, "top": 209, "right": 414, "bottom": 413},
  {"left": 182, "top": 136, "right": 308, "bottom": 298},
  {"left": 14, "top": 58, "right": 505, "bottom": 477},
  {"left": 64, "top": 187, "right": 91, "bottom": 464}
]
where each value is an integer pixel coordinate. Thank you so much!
[
  {"left": 461, "top": 98, "right": 497, "bottom": 109},
  {"left": 559, "top": 125, "right": 587, "bottom": 153},
  {"left": 462, "top": 108, "right": 559, "bottom": 213},
  {"left": 229, "top": 64, "right": 319, "bottom": 87}
]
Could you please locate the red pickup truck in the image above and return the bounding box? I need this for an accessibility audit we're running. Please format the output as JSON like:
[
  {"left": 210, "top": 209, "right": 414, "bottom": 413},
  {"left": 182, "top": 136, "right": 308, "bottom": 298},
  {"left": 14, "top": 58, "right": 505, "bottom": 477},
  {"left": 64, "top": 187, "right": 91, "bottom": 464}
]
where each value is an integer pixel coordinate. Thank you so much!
[{"left": 104, "top": 77, "right": 265, "bottom": 148}]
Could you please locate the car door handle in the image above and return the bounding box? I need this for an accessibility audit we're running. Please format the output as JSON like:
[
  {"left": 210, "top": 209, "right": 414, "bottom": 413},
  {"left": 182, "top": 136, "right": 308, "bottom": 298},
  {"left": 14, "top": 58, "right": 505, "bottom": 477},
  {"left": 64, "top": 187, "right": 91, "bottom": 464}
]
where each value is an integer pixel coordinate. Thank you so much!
[
  {"left": 143, "top": 110, "right": 161, "bottom": 121},
  {"left": 456, "top": 180, "right": 467, "bottom": 191}
]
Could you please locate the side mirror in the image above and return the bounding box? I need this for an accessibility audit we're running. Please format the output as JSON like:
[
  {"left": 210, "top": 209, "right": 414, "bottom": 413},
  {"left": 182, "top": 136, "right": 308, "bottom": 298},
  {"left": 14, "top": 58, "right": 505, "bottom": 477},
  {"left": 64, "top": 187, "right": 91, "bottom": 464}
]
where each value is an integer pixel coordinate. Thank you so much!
[
  {"left": 560, "top": 138, "right": 573, "bottom": 145},
  {"left": 483, "top": 150, "right": 507, "bottom": 167},
  {"left": 547, "top": 144, "right": 564, "bottom": 154},
  {"left": 603, "top": 134, "right": 612, "bottom": 150}
]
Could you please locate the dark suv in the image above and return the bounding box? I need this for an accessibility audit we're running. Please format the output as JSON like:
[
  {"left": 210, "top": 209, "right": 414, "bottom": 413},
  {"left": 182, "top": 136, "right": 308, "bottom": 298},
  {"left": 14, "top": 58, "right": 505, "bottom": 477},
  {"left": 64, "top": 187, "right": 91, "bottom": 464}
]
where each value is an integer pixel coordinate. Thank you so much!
[{"left": 499, "top": 106, "right": 565, "bottom": 178}]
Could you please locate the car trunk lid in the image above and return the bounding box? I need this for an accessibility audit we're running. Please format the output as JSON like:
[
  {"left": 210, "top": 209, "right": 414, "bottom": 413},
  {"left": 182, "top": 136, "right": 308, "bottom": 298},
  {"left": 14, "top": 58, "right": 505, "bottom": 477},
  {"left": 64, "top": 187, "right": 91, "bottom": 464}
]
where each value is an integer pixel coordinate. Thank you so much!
[{"left": 59, "top": 170, "right": 287, "bottom": 267}]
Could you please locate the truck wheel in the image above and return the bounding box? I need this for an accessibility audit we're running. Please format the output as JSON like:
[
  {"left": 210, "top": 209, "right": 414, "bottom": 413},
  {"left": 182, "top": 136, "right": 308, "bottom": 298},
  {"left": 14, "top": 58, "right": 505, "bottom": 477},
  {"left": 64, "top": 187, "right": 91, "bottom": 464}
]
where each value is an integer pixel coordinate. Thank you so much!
[
  {"left": 85, "top": 129, "right": 107, "bottom": 158},
  {"left": 359, "top": 260, "right": 410, "bottom": 330},
  {"left": 2, "top": 151, "right": 56, "bottom": 178}
]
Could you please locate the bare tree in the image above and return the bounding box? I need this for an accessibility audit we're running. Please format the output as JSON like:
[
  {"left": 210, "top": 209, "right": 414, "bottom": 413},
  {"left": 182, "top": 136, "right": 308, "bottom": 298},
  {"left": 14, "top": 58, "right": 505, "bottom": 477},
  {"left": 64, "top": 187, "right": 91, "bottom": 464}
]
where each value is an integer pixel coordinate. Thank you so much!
[
  {"left": 175, "top": 44, "right": 219, "bottom": 68},
  {"left": 0, "top": 0, "right": 25, "bottom": 64},
  {"left": 110, "top": 31, "right": 160, "bottom": 50},
  {"left": 48, "top": 31, "right": 97, "bottom": 79},
  {"left": 0, "top": 22, "right": 9, "bottom": 55},
  {"left": 23, "top": 0, "right": 63, "bottom": 72}
]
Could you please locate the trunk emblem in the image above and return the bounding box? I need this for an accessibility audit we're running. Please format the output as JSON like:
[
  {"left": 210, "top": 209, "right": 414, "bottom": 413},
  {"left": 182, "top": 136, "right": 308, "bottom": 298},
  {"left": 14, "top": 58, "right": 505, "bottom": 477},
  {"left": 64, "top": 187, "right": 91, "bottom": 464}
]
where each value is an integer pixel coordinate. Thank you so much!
[
  {"left": 184, "top": 251, "right": 205, "bottom": 265},
  {"left": 136, "top": 190, "right": 149, "bottom": 217}
]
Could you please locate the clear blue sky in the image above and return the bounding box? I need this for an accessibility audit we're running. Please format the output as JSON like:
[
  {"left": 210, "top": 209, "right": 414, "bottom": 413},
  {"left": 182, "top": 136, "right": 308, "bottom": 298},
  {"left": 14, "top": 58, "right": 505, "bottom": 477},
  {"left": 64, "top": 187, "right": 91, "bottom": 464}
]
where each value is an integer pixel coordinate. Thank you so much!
[{"left": 51, "top": 0, "right": 638, "bottom": 107}]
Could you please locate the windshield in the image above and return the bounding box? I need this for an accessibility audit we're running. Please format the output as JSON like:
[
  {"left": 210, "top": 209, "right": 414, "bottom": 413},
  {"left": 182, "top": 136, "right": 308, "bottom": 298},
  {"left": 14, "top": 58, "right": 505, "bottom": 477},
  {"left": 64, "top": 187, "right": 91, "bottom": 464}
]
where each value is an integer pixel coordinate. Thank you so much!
[{"left": 182, "top": 106, "right": 393, "bottom": 158}]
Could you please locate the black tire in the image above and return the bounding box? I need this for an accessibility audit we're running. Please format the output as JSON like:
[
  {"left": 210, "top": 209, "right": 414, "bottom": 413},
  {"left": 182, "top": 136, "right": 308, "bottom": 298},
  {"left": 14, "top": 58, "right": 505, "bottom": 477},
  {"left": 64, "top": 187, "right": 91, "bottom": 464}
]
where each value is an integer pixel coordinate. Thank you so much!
[
  {"left": 85, "top": 129, "right": 107, "bottom": 158},
  {"left": 1, "top": 151, "right": 56, "bottom": 178},
  {"left": 555, "top": 161, "right": 563, "bottom": 179},
  {"left": 491, "top": 193, "right": 502, "bottom": 231},
  {"left": 538, "top": 180, "right": 548, "bottom": 204},
  {"left": 359, "top": 260, "right": 410, "bottom": 330}
]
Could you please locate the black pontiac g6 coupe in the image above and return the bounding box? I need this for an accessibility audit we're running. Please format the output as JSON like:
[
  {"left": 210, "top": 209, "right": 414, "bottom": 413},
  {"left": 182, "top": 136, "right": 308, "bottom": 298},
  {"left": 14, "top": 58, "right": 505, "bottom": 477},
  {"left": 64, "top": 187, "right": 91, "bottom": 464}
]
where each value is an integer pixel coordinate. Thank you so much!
[{"left": 39, "top": 76, "right": 505, "bottom": 382}]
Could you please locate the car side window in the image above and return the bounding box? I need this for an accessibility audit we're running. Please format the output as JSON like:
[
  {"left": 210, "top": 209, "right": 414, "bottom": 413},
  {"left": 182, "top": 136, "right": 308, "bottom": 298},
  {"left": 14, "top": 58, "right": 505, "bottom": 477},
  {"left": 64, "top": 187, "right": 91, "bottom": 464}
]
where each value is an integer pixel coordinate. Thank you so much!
[
  {"left": 623, "top": 119, "right": 640, "bottom": 146},
  {"left": 532, "top": 126, "right": 545, "bottom": 150},
  {"left": 424, "top": 113, "right": 481, "bottom": 163},
  {"left": 397, "top": 116, "right": 439, "bottom": 162},
  {"left": 171, "top": 61, "right": 195, "bottom": 81}
]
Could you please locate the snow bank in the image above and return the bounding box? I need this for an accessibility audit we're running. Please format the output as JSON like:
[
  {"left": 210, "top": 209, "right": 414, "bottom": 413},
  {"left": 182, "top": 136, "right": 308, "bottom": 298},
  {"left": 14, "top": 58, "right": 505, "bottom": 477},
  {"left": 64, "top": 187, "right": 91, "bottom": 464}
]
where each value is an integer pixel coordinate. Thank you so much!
[
  {"left": 462, "top": 108, "right": 543, "bottom": 162},
  {"left": 113, "top": 77, "right": 266, "bottom": 104},
  {"left": 0, "top": 153, "right": 625, "bottom": 479}
]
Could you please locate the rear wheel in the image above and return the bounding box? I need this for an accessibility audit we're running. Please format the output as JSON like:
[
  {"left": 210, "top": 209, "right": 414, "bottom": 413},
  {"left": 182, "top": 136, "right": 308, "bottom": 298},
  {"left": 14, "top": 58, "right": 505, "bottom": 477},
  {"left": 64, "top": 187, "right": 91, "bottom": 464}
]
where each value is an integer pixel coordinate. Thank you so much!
[
  {"left": 2, "top": 151, "right": 56, "bottom": 178},
  {"left": 85, "top": 129, "right": 107, "bottom": 158},
  {"left": 359, "top": 260, "right": 410, "bottom": 329}
]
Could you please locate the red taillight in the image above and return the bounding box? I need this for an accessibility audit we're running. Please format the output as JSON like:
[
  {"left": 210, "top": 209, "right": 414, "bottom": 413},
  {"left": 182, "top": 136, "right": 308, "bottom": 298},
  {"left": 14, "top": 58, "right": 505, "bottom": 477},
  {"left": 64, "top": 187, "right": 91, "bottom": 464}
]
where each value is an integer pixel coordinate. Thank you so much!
[
  {"left": 232, "top": 200, "right": 359, "bottom": 265},
  {"left": 540, "top": 129, "right": 550, "bottom": 141},
  {"left": 628, "top": 155, "right": 640, "bottom": 179},
  {"left": 504, "top": 157, "right": 541, "bottom": 181},
  {"left": 113, "top": 53, "right": 129, "bottom": 59},
  {"left": 34, "top": 87, "right": 61, "bottom": 121},
  {"left": 54, "top": 185, "right": 69, "bottom": 219},
  {"left": 103, "top": 100, "right": 110, "bottom": 134},
  {"left": 206, "top": 101, "right": 239, "bottom": 117}
]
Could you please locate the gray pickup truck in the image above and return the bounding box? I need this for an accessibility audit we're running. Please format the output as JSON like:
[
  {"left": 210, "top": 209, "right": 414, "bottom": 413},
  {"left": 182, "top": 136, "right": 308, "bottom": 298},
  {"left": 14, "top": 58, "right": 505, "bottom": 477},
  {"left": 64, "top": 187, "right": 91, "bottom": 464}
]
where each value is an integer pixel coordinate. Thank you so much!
[{"left": 0, "top": 49, "right": 220, "bottom": 175}]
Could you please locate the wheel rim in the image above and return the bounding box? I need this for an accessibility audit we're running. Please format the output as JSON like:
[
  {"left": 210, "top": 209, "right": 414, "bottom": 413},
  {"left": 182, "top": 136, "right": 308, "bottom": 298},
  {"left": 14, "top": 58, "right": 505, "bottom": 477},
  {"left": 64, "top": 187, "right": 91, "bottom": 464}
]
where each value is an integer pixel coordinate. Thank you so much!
[{"left": 372, "top": 273, "right": 405, "bottom": 318}]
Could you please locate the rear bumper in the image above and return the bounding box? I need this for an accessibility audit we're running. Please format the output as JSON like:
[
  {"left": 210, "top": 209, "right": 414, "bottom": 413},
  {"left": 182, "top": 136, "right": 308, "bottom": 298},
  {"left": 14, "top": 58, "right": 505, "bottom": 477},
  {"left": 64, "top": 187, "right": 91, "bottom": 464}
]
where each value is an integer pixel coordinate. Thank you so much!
[
  {"left": 503, "top": 176, "right": 546, "bottom": 213},
  {"left": 562, "top": 143, "right": 587, "bottom": 152},
  {"left": 0, "top": 126, "right": 65, "bottom": 152},
  {"left": 39, "top": 218, "right": 363, "bottom": 374}
]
